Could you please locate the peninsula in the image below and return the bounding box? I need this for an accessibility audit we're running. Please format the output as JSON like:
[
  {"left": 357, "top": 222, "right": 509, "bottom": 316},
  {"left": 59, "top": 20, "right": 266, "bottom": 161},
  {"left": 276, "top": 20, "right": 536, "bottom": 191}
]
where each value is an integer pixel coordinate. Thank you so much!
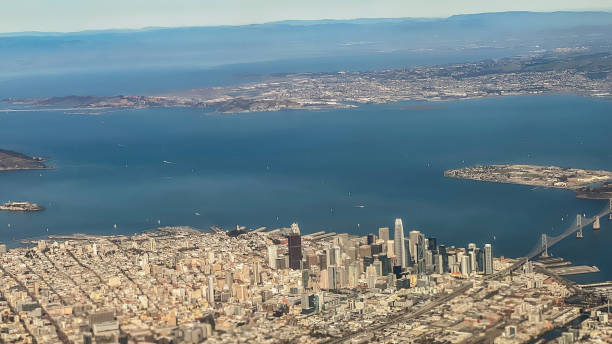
[
  {"left": 445, "top": 164, "right": 612, "bottom": 199},
  {"left": 0, "top": 149, "right": 51, "bottom": 171},
  {"left": 4, "top": 52, "right": 612, "bottom": 114},
  {"left": 0, "top": 223, "right": 607, "bottom": 344}
]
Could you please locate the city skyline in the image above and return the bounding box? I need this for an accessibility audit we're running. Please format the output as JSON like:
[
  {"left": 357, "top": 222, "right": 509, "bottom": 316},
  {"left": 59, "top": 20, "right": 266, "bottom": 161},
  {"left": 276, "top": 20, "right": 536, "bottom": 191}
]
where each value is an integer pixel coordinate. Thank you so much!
[{"left": 1, "top": 0, "right": 611, "bottom": 33}]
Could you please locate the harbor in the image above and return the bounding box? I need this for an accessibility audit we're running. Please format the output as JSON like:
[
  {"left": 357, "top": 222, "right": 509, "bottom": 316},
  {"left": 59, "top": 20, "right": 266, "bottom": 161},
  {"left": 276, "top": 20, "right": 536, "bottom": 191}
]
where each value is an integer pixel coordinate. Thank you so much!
[{"left": 535, "top": 257, "right": 601, "bottom": 277}]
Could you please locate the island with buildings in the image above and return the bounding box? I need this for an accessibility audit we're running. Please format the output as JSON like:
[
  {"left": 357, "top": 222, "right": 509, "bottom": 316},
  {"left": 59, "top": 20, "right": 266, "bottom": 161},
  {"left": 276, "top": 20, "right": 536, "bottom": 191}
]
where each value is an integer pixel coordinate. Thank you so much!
[
  {"left": 0, "top": 201, "right": 45, "bottom": 212},
  {"left": 0, "top": 149, "right": 51, "bottom": 171},
  {"left": 3, "top": 52, "right": 612, "bottom": 114},
  {"left": 445, "top": 164, "right": 612, "bottom": 199},
  {"left": 0, "top": 220, "right": 610, "bottom": 343}
]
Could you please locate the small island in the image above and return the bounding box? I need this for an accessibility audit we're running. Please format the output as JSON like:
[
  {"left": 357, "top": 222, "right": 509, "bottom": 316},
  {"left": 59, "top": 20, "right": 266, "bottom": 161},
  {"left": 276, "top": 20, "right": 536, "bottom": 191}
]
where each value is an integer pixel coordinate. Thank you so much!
[
  {"left": 0, "top": 149, "right": 51, "bottom": 171},
  {"left": 444, "top": 164, "right": 612, "bottom": 199},
  {"left": 0, "top": 201, "right": 45, "bottom": 212}
]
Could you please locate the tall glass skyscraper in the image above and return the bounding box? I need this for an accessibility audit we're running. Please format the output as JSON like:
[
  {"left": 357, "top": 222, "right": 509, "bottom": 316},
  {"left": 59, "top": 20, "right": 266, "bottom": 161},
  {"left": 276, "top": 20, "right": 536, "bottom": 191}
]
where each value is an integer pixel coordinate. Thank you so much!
[
  {"left": 393, "top": 218, "right": 406, "bottom": 269},
  {"left": 416, "top": 232, "right": 426, "bottom": 275},
  {"left": 484, "top": 244, "right": 493, "bottom": 275}
]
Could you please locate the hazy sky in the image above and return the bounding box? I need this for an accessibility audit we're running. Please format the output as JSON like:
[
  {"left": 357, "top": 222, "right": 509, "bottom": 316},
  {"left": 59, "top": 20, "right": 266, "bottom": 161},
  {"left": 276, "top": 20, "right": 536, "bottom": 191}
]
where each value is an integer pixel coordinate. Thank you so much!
[{"left": 2, "top": 0, "right": 612, "bottom": 33}]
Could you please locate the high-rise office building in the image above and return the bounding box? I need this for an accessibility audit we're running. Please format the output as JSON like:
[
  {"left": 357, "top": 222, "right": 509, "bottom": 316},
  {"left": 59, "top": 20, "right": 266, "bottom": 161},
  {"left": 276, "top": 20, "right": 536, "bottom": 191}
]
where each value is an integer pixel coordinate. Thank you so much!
[
  {"left": 288, "top": 234, "right": 302, "bottom": 270},
  {"left": 371, "top": 243, "right": 383, "bottom": 255},
  {"left": 301, "top": 270, "right": 309, "bottom": 289},
  {"left": 327, "top": 246, "right": 341, "bottom": 266},
  {"left": 408, "top": 230, "right": 421, "bottom": 263},
  {"left": 225, "top": 271, "right": 233, "bottom": 291},
  {"left": 333, "top": 245, "right": 342, "bottom": 266},
  {"left": 252, "top": 262, "right": 261, "bottom": 285},
  {"left": 372, "top": 260, "right": 382, "bottom": 277},
  {"left": 366, "top": 265, "right": 377, "bottom": 289},
  {"left": 358, "top": 245, "right": 372, "bottom": 258},
  {"left": 404, "top": 238, "right": 412, "bottom": 267},
  {"left": 378, "top": 254, "right": 391, "bottom": 276},
  {"left": 461, "top": 255, "right": 471, "bottom": 276},
  {"left": 207, "top": 275, "right": 215, "bottom": 307},
  {"left": 338, "top": 266, "right": 347, "bottom": 288},
  {"left": 425, "top": 250, "right": 433, "bottom": 273},
  {"left": 328, "top": 266, "right": 337, "bottom": 290},
  {"left": 415, "top": 232, "right": 427, "bottom": 275},
  {"left": 434, "top": 254, "right": 444, "bottom": 274},
  {"left": 267, "top": 246, "right": 277, "bottom": 269},
  {"left": 367, "top": 233, "right": 376, "bottom": 245},
  {"left": 468, "top": 249, "right": 477, "bottom": 272},
  {"left": 363, "top": 256, "right": 375, "bottom": 270},
  {"left": 378, "top": 227, "right": 390, "bottom": 242},
  {"left": 484, "top": 244, "right": 493, "bottom": 275},
  {"left": 318, "top": 253, "right": 327, "bottom": 270},
  {"left": 448, "top": 255, "right": 457, "bottom": 273},
  {"left": 393, "top": 218, "right": 406, "bottom": 269},
  {"left": 427, "top": 237, "right": 437, "bottom": 253},
  {"left": 348, "top": 262, "right": 359, "bottom": 287},
  {"left": 476, "top": 248, "right": 484, "bottom": 273},
  {"left": 438, "top": 244, "right": 448, "bottom": 273}
]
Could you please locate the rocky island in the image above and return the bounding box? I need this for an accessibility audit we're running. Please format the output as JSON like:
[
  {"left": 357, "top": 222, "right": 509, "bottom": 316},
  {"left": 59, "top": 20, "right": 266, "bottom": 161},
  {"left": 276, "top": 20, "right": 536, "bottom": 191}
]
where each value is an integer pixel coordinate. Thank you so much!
[
  {"left": 0, "top": 149, "right": 51, "bottom": 171},
  {"left": 0, "top": 201, "right": 45, "bottom": 212},
  {"left": 445, "top": 164, "right": 612, "bottom": 199}
]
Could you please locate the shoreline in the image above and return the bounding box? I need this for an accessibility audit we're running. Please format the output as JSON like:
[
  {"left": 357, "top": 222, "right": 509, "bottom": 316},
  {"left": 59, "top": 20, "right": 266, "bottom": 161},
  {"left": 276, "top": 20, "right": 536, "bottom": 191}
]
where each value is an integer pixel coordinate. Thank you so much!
[
  {"left": 444, "top": 164, "right": 612, "bottom": 200},
  {"left": 3, "top": 92, "right": 612, "bottom": 116}
]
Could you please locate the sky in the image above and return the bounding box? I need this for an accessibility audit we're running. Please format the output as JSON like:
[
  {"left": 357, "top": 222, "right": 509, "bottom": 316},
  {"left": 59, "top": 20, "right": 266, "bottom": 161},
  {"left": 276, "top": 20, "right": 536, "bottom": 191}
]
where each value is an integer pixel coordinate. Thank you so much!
[{"left": 1, "top": 0, "right": 612, "bottom": 33}]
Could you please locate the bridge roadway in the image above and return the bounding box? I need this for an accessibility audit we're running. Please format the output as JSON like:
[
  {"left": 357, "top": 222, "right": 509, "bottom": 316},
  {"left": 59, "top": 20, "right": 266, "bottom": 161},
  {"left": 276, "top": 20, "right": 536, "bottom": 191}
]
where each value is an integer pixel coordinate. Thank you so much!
[
  {"left": 530, "top": 207, "right": 612, "bottom": 259},
  {"left": 485, "top": 207, "right": 612, "bottom": 285}
]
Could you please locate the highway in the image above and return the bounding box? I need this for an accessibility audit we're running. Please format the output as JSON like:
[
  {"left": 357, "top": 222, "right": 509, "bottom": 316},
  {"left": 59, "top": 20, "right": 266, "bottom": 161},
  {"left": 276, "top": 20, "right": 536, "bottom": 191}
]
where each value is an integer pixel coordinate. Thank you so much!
[{"left": 326, "top": 281, "right": 473, "bottom": 344}]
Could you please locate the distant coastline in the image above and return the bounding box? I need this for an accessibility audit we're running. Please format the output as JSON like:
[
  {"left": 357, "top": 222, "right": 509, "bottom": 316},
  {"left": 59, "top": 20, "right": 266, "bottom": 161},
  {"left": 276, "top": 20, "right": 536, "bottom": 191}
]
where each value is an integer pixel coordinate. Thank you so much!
[{"left": 3, "top": 52, "right": 611, "bottom": 114}]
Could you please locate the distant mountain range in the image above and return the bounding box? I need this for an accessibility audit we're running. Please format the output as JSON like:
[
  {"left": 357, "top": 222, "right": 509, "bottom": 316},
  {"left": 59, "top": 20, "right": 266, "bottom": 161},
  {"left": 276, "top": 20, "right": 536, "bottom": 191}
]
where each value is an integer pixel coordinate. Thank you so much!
[
  {"left": 2, "top": 11, "right": 611, "bottom": 36},
  {"left": 2, "top": 11, "right": 611, "bottom": 74},
  {"left": 1, "top": 11, "right": 611, "bottom": 99}
]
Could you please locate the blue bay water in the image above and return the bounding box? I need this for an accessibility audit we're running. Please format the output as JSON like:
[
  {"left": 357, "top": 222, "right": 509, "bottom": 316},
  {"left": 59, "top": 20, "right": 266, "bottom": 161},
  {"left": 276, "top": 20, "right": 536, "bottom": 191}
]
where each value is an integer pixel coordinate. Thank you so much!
[
  {"left": 0, "top": 95, "right": 611, "bottom": 281},
  {"left": 0, "top": 48, "right": 532, "bottom": 98}
]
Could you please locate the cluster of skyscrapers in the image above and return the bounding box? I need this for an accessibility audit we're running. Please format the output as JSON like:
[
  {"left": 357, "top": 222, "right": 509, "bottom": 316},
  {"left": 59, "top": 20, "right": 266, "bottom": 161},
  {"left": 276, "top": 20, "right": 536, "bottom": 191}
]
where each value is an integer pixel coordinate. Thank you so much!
[{"left": 272, "top": 218, "right": 494, "bottom": 295}]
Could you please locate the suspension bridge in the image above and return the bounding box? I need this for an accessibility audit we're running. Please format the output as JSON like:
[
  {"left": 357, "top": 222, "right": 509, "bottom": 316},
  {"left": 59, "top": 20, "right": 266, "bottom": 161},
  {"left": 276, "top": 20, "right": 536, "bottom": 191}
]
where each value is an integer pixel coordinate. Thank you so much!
[
  {"left": 486, "top": 199, "right": 612, "bottom": 280},
  {"left": 527, "top": 198, "right": 612, "bottom": 260}
]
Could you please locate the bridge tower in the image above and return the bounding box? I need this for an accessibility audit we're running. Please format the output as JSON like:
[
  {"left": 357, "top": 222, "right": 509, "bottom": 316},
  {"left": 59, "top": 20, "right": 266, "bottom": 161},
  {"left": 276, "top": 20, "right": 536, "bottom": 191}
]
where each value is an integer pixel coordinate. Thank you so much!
[
  {"left": 576, "top": 214, "right": 583, "bottom": 239},
  {"left": 609, "top": 199, "right": 612, "bottom": 221},
  {"left": 541, "top": 234, "right": 548, "bottom": 258}
]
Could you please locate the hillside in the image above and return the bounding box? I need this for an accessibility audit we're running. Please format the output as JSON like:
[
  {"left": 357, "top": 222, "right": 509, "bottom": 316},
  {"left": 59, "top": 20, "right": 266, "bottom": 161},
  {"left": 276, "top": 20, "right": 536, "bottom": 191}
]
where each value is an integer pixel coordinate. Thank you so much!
[{"left": 0, "top": 149, "right": 50, "bottom": 171}]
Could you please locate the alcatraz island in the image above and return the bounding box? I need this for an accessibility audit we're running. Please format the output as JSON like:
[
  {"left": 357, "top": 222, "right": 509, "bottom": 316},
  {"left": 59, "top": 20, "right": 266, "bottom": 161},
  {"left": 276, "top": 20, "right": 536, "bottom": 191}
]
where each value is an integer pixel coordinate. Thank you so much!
[{"left": 444, "top": 164, "right": 612, "bottom": 199}]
